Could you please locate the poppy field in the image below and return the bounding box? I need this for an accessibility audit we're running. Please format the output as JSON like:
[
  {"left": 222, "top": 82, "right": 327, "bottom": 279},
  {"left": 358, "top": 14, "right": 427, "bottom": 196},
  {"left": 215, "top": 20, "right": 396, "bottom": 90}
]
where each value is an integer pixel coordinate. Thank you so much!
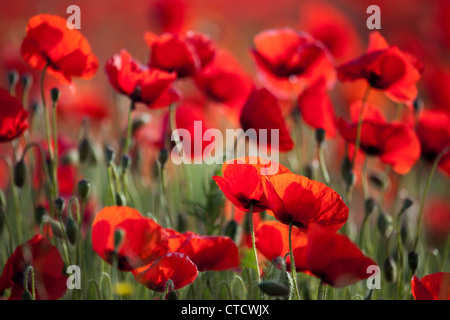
[{"left": 0, "top": 0, "right": 449, "bottom": 302}]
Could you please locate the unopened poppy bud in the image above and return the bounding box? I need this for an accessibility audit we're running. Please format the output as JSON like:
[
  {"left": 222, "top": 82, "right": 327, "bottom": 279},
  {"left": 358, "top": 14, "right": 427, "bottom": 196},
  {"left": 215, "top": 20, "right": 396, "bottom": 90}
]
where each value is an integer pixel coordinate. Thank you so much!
[
  {"left": 377, "top": 212, "right": 393, "bottom": 237},
  {"left": 408, "top": 251, "right": 419, "bottom": 273},
  {"left": 13, "top": 160, "right": 27, "bottom": 188},
  {"left": 66, "top": 217, "right": 78, "bottom": 245},
  {"left": 400, "top": 222, "right": 409, "bottom": 244},
  {"left": 105, "top": 147, "right": 115, "bottom": 165},
  {"left": 21, "top": 290, "right": 33, "bottom": 300},
  {"left": 401, "top": 197, "right": 413, "bottom": 212},
  {"left": 50, "top": 87, "right": 60, "bottom": 104},
  {"left": 114, "top": 228, "right": 125, "bottom": 251},
  {"left": 61, "top": 149, "right": 79, "bottom": 166},
  {"left": 21, "top": 73, "right": 33, "bottom": 89},
  {"left": 315, "top": 128, "right": 326, "bottom": 146},
  {"left": 343, "top": 171, "right": 356, "bottom": 189},
  {"left": 258, "top": 280, "right": 290, "bottom": 297},
  {"left": 78, "top": 138, "right": 93, "bottom": 163},
  {"left": 224, "top": 219, "right": 238, "bottom": 240},
  {"left": 132, "top": 114, "right": 150, "bottom": 134},
  {"left": 384, "top": 257, "right": 397, "bottom": 282},
  {"left": 413, "top": 97, "right": 423, "bottom": 114},
  {"left": 121, "top": 154, "right": 132, "bottom": 172},
  {"left": 55, "top": 197, "right": 65, "bottom": 213},
  {"left": 29, "top": 101, "right": 39, "bottom": 114},
  {"left": 0, "top": 189, "right": 6, "bottom": 212},
  {"left": 364, "top": 198, "right": 377, "bottom": 216},
  {"left": 34, "top": 205, "right": 47, "bottom": 225},
  {"left": 158, "top": 148, "right": 169, "bottom": 169},
  {"left": 340, "top": 157, "right": 351, "bottom": 178},
  {"left": 369, "top": 173, "right": 387, "bottom": 190},
  {"left": 7, "top": 70, "right": 19, "bottom": 89},
  {"left": 77, "top": 179, "right": 91, "bottom": 200},
  {"left": 166, "top": 290, "right": 179, "bottom": 300},
  {"left": 49, "top": 219, "right": 64, "bottom": 239},
  {"left": 115, "top": 192, "right": 126, "bottom": 206}
]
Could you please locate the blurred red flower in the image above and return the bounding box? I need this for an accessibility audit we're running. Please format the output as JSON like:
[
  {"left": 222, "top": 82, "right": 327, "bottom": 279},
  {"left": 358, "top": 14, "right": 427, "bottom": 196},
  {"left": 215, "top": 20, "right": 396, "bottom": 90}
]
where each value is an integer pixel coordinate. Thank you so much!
[
  {"left": 263, "top": 172, "right": 348, "bottom": 232},
  {"left": 297, "top": 80, "right": 336, "bottom": 138},
  {"left": 149, "top": 0, "right": 188, "bottom": 34},
  {"left": 239, "top": 87, "right": 294, "bottom": 152},
  {"left": 20, "top": 14, "right": 98, "bottom": 83},
  {"left": 299, "top": 224, "right": 377, "bottom": 287},
  {"left": 250, "top": 27, "right": 336, "bottom": 99},
  {"left": 133, "top": 252, "right": 198, "bottom": 292},
  {"left": 337, "top": 31, "right": 423, "bottom": 104},
  {"left": 338, "top": 102, "right": 421, "bottom": 175},
  {"left": 91, "top": 206, "right": 168, "bottom": 271},
  {"left": 255, "top": 220, "right": 307, "bottom": 263},
  {"left": 411, "top": 272, "right": 450, "bottom": 300},
  {"left": 165, "top": 229, "right": 240, "bottom": 272},
  {"left": 424, "top": 198, "right": 450, "bottom": 247},
  {"left": 0, "top": 88, "right": 29, "bottom": 142},
  {"left": 105, "top": 49, "right": 179, "bottom": 108},
  {"left": 144, "top": 30, "right": 216, "bottom": 78},
  {"left": 213, "top": 157, "right": 290, "bottom": 213},
  {"left": 0, "top": 234, "right": 67, "bottom": 300},
  {"left": 416, "top": 109, "right": 450, "bottom": 176},
  {"left": 194, "top": 49, "right": 253, "bottom": 114}
]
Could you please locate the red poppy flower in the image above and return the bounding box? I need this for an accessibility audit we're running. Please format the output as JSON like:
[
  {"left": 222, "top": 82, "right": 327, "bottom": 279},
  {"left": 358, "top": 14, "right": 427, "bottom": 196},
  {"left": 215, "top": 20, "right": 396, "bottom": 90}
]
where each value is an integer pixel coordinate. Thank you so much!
[
  {"left": 297, "top": 80, "right": 336, "bottom": 138},
  {"left": 337, "top": 31, "right": 423, "bottom": 104},
  {"left": 416, "top": 109, "right": 450, "bottom": 176},
  {"left": 150, "top": 0, "right": 187, "bottom": 34},
  {"left": 424, "top": 198, "right": 450, "bottom": 247},
  {"left": 165, "top": 229, "right": 240, "bottom": 272},
  {"left": 411, "top": 272, "right": 450, "bottom": 300},
  {"left": 105, "top": 49, "right": 179, "bottom": 108},
  {"left": 239, "top": 87, "right": 294, "bottom": 152},
  {"left": 20, "top": 14, "right": 98, "bottom": 83},
  {"left": 213, "top": 157, "right": 290, "bottom": 213},
  {"left": 298, "top": 1, "right": 362, "bottom": 61},
  {"left": 91, "top": 206, "right": 168, "bottom": 271},
  {"left": 0, "top": 88, "right": 29, "bottom": 142},
  {"left": 0, "top": 234, "right": 67, "bottom": 300},
  {"left": 194, "top": 49, "right": 253, "bottom": 112},
  {"left": 255, "top": 220, "right": 307, "bottom": 263},
  {"left": 144, "top": 30, "right": 216, "bottom": 78},
  {"left": 338, "top": 103, "right": 421, "bottom": 175},
  {"left": 133, "top": 252, "right": 198, "bottom": 292},
  {"left": 263, "top": 172, "right": 348, "bottom": 232},
  {"left": 302, "top": 224, "right": 377, "bottom": 287},
  {"left": 250, "top": 27, "right": 336, "bottom": 99}
]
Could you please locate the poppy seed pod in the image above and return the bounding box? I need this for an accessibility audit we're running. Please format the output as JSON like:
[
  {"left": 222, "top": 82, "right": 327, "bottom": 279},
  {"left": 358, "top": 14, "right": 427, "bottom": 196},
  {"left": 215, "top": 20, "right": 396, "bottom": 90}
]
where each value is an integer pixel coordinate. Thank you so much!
[
  {"left": 13, "top": 160, "right": 27, "bottom": 188},
  {"left": 315, "top": 128, "right": 326, "bottom": 146},
  {"left": 49, "top": 219, "right": 65, "bottom": 239},
  {"left": 78, "top": 137, "right": 94, "bottom": 163},
  {"left": 50, "top": 87, "right": 60, "bottom": 104},
  {"left": 384, "top": 257, "right": 397, "bottom": 282},
  {"left": 408, "top": 251, "right": 419, "bottom": 273},
  {"left": 77, "top": 179, "right": 91, "bottom": 200},
  {"left": 66, "top": 217, "right": 78, "bottom": 245},
  {"left": 377, "top": 212, "right": 393, "bottom": 237},
  {"left": 401, "top": 197, "right": 414, "bottom": 212},
  {"left": 258, "top": 280, "right": 290, "bottom": 297}
]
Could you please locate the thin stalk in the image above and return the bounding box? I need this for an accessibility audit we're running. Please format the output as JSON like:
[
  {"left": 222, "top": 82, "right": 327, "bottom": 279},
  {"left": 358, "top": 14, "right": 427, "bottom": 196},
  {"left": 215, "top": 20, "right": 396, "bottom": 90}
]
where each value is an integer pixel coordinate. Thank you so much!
[
  {"left": 350, "top": 86, "right": 371, "bottom": 168},
  {"left": 248, "top": 203, "right": 260, "bottom": 284},
  {"left": 317, "top": 280, "right": 327, "bottom": 300},
  {"left": 289, "top": 222, "right": 301, "bottom": 300},
  {"left": 123, "top": 100, "right": 135, "bottom": 155},
  {"left": 318, "top": 144, "right": 330, "bottom": 185}
]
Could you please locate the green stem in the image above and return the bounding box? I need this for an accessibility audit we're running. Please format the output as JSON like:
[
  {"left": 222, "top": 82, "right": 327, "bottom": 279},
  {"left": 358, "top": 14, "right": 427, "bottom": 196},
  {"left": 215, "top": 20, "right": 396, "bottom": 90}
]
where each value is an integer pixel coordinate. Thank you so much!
[
  {"left": 318, "top": 145, "right": 330, "bottom": 185},
  {"left": 317, "top": 280, "right": 327, "bottom": 300},
  {"left": 123, "top": 100, "right": 135, "bottom": 155},
  {"left": 351, "top": 86, "right": 371, "bottom": 169},
  {"left": 414, "top": 147, "right": 450, "bottom": 251},
  {"left": 289, "top": 222, "right": 300, "bottom": 300},
  {"left": 248, "top": 203, "right": 260, "bottom": 284}
]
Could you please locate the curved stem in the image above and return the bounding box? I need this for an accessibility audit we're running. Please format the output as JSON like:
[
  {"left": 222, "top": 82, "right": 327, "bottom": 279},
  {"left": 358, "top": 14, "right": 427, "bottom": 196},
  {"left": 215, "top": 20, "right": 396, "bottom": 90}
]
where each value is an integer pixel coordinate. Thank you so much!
[
  {"left": 414, "top": 147, "right": 450, "bottom": 251},
  {"left": 289, "top": 222, "right": 300, "bottom": 300},
  {"left": 351, "top": 86, "right": 371, "bottom": 168},
  {"left": 248, "top": 203, "right": 260, "bottom": 284},
  {"left": 123, "top": 100, "right": 135, "bottom": 156}
]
